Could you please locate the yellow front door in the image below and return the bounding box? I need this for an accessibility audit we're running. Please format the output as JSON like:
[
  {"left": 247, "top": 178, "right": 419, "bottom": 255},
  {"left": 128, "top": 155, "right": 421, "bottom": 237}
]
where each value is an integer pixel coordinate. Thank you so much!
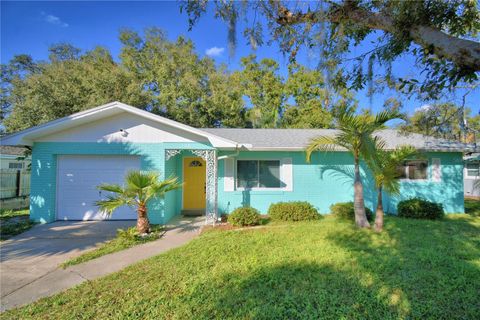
[{"left": 183, "top": 157, "right": 206, "bottom": 210}]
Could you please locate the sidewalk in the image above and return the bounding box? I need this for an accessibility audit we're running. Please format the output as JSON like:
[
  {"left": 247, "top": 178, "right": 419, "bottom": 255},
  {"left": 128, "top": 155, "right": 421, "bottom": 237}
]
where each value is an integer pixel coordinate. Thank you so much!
[{"left": 1, "top": 216, "right": 203, "bottom": 312}]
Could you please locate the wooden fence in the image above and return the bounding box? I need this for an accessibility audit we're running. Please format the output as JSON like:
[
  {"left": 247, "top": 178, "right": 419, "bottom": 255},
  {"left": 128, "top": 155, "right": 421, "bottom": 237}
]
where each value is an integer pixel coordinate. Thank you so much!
[{"left": 0, "top": 169, "right": 31, "bottom": 199}]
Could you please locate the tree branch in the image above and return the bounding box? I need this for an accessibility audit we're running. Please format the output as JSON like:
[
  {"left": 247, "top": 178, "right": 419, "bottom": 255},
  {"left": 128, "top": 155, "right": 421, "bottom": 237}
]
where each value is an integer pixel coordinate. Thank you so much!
[{"left": 275, "top": 2, "right": 480, "bottom": 71}]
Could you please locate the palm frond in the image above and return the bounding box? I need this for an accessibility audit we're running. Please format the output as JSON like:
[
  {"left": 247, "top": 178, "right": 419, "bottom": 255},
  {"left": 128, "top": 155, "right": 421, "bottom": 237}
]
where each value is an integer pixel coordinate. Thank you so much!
[
  {"left": 95, "top": 170, "right": 180, "bottom": 217},
  {"left": 95, "top": 195, "right": 133, "bottom": 215},
  {"left": 146, "top": 176, "right": 183, "bottom": 200},
  {"left": 97, "top": 183, "right": 125, "bottom": 194},
  {"left": 372, "top": 109, "right": 404, "bottom": 128},
  {"left": 369, "top": 145, "right": 418, "bottom": 195},
  {"left": 306, "top": 135, "right": 338, "bottom": 162},
  {"left": 125, "top": 170, "right": 159, "bottom": 191}
]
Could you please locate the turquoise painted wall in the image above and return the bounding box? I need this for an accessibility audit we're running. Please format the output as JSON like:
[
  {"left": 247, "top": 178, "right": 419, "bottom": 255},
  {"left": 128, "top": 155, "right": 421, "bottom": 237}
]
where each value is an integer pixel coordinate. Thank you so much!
[
  {"left": 217, "top": 151, "right": 464, "bottom": 215},
  {"left": 31, "top": 143, "right": 464, "bottom": 225},
  {"left": 383, "top": 152, "right": 464, "bottom": 214},
  {"left": 30, "top": 141, "right": 212, "bottom": 224}
]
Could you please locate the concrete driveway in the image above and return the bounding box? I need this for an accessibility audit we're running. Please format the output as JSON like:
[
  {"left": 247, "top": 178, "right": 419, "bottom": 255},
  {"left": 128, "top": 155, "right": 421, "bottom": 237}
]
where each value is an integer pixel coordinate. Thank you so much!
[{"left": 0, "top": 220, "right": 135, "bottom": 300}]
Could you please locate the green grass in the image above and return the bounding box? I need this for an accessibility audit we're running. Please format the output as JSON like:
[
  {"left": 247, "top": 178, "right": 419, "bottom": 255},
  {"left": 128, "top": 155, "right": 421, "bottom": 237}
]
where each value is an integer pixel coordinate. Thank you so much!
[
  {"left": 465, "top": 199, "right": 480, "bottom": 216},
  {"left": 61, "top": 225, "right": 164, "bottom": 268},
  {"left": 0, "top": 209, "right": 35, "bottom": 241},
  {"left": 0, "top": 208, "right": 29, "bottom": 220},
  {"left": 3, "top": 215, "right": 479, "bottom": 319}
]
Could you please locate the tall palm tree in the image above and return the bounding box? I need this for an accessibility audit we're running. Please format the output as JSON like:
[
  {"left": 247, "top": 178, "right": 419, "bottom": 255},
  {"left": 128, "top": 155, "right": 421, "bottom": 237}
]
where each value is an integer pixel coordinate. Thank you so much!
[
  {"left": 96, "top": 171, "right": 182, "bottom": 234},
  {"left": 306, "top": 108, "right": 403, "bottom": 228},
  {"left": 367, "top": 145, "right": 417, "bottom": 232}
]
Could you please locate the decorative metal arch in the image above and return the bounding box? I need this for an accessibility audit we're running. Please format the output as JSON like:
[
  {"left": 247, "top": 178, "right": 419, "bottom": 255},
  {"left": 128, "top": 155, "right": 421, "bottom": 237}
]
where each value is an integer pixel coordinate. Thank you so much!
[{"left": 165, "top": 149, "right": 218, "bottom": 225}]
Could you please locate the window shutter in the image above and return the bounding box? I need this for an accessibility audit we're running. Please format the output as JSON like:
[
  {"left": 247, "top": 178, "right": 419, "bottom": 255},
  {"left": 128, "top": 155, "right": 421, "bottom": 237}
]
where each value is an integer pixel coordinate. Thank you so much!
[
  {"left": 224, "top": 158, "right": 235, "bottom": 191},
  {"left": 432, "top": 158, "right": 441, "bottom": 182},
  {"left": 281, "top": 158, "right": 293, "bottom": 191}
]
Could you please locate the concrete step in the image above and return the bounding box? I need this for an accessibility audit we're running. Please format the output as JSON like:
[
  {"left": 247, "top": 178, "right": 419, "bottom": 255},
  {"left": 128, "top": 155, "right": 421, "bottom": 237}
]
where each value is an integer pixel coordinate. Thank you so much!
[{"left": 181, "top": 209, "right": 204, "bottom": 217}]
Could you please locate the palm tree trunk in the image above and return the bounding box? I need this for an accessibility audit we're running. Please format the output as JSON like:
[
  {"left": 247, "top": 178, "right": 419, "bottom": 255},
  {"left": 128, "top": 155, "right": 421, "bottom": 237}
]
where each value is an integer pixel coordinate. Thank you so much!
[
  {"left": 374, "top": 186, "right": 384, "bottom": 232},
  {"left": 137, "top": 204, "right": 151, "bottom": 234},
  {"left": 353, "top": 156, "right": 370, "bottom": 228}
]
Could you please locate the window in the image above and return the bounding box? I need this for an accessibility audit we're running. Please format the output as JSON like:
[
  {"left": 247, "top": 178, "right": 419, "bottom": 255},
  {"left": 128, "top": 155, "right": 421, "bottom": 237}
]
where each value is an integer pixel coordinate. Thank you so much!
[
  {"left": 397, "top": 160, "right": 428, "bottom": 180},
  {"left": 8, "top": 162, "right": 23, "bottom": 169},
  {"left": 466, "top": 163, "right": 479, "bottom": 177},
  {"left": 237, "top": 160, "right": 281, "bottom": 189},
  {"left": 189, "top": 160, "right": 202, "bottom": 167}
]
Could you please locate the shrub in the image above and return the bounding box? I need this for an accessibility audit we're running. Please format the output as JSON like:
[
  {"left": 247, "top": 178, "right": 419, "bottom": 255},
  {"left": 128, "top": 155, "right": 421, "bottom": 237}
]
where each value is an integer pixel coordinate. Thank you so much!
[
  {"left": 268, "top": 201, "right": 320, "bottom": 222},
  {"left": 397, "top": 198, "right": 444, "bottom": 220},
  {"left": 330, "top": 202, "right": 374, "bottom": 222},
  {"left": 117, "top": 225, "right": 163, "bottom": 241},
  {"left": 228, "top": 207, "right": 261, "bottom": 226}
]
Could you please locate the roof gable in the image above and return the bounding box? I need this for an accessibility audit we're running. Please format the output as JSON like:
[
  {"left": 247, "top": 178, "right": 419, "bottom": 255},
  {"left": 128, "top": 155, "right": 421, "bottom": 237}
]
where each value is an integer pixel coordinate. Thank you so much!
[{"left": 1, "top": 102, "right": 239, "bottom": 148}]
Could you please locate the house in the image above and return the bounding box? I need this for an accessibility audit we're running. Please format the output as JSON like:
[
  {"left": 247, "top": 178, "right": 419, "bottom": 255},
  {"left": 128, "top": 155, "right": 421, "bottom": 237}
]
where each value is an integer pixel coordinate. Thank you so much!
[
  {"left": 0, "top": 145, "right": 30, "bottom": 170},
  {"left": 464, "top": 153, "right": 480, "bottom": 198},
  {"left": 0, "top": 145, "right": 31, "bottom": 210},
  {"left": 0, "top": 102, "right": 470, "bottom": 224}
]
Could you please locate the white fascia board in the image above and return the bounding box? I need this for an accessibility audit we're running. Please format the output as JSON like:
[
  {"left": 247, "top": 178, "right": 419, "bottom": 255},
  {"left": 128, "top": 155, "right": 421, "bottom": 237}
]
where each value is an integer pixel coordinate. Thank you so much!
[
  {"left": 1, "top": 102, "right": 122, "bottom": 146},
  {"left": 1, "top": 101, "right": 240, "bottom": 148},
  {"left": 114, "top": 103, "right": 240, "bottom": 148},
  {"left": 242, "top": 147, "right": 468, "bottom": 152},
  {"left": 244, "top": 147, "right": 347, "bottom": 152}
]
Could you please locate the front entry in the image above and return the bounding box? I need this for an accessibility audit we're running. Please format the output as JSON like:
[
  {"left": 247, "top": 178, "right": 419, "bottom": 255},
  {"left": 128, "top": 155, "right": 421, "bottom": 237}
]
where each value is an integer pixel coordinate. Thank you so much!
[{"left": 183, "top": 157, "right": 206, "bottom": 210}]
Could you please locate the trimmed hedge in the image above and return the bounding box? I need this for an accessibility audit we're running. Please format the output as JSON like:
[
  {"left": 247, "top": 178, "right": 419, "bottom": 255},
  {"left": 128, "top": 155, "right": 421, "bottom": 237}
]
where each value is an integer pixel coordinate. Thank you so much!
[
  {"left": 268, "top": 201, "right": 320, "bottom": 222},
  {"left": 330, "top": 202, "right": 374, "bottom": 222},
  {"left": 397, "top": 198, "right": 444, "bottom": 220},
  {"left": 228, "top": 207, "right": 261, "bottom": 226}
]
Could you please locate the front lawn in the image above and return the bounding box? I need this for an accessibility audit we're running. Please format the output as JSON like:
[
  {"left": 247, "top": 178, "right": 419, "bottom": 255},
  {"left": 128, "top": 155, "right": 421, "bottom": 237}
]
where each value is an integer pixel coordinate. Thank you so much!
[
  {"left": 61, "top": 225, "right": 164, "bottom": 268},
  {"left": 3, "top": 215, "right": 479, "bottom": 319},
  {"left": 0, "top": 209, "right": 35, "bottom": 241}
]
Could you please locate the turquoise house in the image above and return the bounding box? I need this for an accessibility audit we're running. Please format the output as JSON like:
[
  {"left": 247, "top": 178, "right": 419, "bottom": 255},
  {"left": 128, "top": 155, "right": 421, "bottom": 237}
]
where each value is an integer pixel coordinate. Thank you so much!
[{"left": 1, "top": 102, "right": 469, "bottom": 225}]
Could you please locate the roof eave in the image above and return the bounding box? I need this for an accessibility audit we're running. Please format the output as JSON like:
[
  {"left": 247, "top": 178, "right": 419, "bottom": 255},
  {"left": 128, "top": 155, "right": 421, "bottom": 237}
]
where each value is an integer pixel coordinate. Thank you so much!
[{"left": 0, "top": 102, "right": 241, "bottom": 148}]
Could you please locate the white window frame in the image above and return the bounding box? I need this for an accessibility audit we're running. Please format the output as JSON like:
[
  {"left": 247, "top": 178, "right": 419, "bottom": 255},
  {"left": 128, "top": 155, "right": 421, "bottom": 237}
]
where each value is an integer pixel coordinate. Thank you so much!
[
  {"left": 8, "top": 162, "right": 24, "bottom": 169},
  {"left": 398, "top": 159, "right": 429, "bottom": 182},
  {"left": 235, "top": 159, "right": 284, "bottom": 191},
  {"left": 464, "top": 162, "right": 480, "bottom": 180}
]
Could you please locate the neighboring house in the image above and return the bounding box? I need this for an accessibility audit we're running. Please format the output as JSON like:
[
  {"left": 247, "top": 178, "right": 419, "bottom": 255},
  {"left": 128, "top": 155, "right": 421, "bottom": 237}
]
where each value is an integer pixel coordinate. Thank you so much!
[
  {"left": 464, "top": 153, "right": 480, "bottom": 198},
  {"left": 0, "top": 145, "right": 31, "bottom": 209},
  {"left": 0, "top": 146, "right": 30, "bottom": 170},
  {"left": 0, "top": 102, "right": 472, "bottom": 224}
]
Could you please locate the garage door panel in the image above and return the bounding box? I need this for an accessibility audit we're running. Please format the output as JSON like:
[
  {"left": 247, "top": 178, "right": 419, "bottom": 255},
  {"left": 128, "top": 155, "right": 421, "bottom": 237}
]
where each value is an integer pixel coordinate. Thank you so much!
[{"left": 57, "top": 155, "right": 140, "bottom": 220}]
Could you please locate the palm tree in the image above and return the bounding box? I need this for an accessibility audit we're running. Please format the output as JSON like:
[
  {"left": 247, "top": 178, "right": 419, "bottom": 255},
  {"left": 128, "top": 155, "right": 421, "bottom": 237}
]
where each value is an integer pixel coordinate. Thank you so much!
[
  {"left": 95, "top": 171, "right": 182, "bottom": 234},
  {"left": 306, "top": 108, "right": 403, "bottom": 228},
  {"left": 367, "top": 145, "right": 417, "bottom": 232}
]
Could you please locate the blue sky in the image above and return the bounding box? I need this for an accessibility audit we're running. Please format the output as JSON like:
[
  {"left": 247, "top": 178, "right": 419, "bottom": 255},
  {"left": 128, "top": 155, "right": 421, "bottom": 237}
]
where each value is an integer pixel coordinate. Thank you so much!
[{"left": 1, "top": 1, "right": 478, "bottom": 117}]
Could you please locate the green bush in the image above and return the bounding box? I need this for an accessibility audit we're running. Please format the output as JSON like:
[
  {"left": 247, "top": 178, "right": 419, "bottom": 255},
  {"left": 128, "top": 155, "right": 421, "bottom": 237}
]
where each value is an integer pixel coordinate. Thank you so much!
[
  {"left": 268, "top": 201, "right": 320, "bottom": 222},
  {"left": 330, "top": 202, "right": 374, "bottom": 222},
  {"left": 228, "top": 207, "right": 261, "bottom": 226},
  {"left": 397, "top": 198, "right": 444, "bottom": 220},
  {"left": 117, "top": 225, "right": 163, "bottom": 241}
]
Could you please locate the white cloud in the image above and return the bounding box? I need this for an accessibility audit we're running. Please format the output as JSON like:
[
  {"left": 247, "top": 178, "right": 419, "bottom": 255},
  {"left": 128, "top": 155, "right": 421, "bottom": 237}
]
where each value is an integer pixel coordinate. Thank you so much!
[
  {"left": 415, "top": 104, "right": 432, "bottom": 112},
  {"left": 205, "top": 46, "right": 225, "bottom": 57},
  {"left": 41, "top": 11, "right": 69, "bottom": 27}
]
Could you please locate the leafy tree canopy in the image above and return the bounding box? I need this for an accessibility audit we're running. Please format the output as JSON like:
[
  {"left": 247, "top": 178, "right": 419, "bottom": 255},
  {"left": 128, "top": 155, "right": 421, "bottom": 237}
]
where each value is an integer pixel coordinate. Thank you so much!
[
  {"left": 2, "top": 28, "right": 354, "bottom": 132},
  {"left": 400, "top": 102, "right": 480, "bottom": 142},
  {"left": 2, "top": 45, "right": 150, "bottom": 132},
  {"left": 182, "top": 0, "right": 480, "bottom": 99}
]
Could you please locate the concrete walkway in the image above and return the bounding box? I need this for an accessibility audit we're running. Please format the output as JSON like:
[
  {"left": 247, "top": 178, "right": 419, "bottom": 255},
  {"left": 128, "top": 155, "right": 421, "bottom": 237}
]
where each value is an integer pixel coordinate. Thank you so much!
[{"left": 0, "top": 216, "right": 203, "bottom": 311}]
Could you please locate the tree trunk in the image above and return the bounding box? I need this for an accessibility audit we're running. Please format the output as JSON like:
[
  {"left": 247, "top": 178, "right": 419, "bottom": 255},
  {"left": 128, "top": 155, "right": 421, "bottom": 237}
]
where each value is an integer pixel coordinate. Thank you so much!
[
  {"left": 353, "top": 156, "right": 370, "bottom": 228},
  {"left": 275, "top": 3, "right": 480, "bottom": 71},
  {"left": 374, "top": 186, "right": 384, "bottom": 232},
  {"left": 137, "top": 204, "right": 151, "bottom": 234}
]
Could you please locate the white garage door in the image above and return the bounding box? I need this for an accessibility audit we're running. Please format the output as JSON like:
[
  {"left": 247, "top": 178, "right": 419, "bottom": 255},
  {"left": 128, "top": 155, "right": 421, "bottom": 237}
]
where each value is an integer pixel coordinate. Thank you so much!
[{"left": 56, "top": 155, "right": 140, "bottom": 220}]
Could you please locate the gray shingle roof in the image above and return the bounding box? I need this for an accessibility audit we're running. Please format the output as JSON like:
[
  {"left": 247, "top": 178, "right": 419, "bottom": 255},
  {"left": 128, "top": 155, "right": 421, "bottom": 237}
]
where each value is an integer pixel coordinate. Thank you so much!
[
  {"left": 0, "top": 145, "right": 28, "bottom": 156},
  {"left": 202, "top": 128, "right": 474, "bottom": 152}
]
